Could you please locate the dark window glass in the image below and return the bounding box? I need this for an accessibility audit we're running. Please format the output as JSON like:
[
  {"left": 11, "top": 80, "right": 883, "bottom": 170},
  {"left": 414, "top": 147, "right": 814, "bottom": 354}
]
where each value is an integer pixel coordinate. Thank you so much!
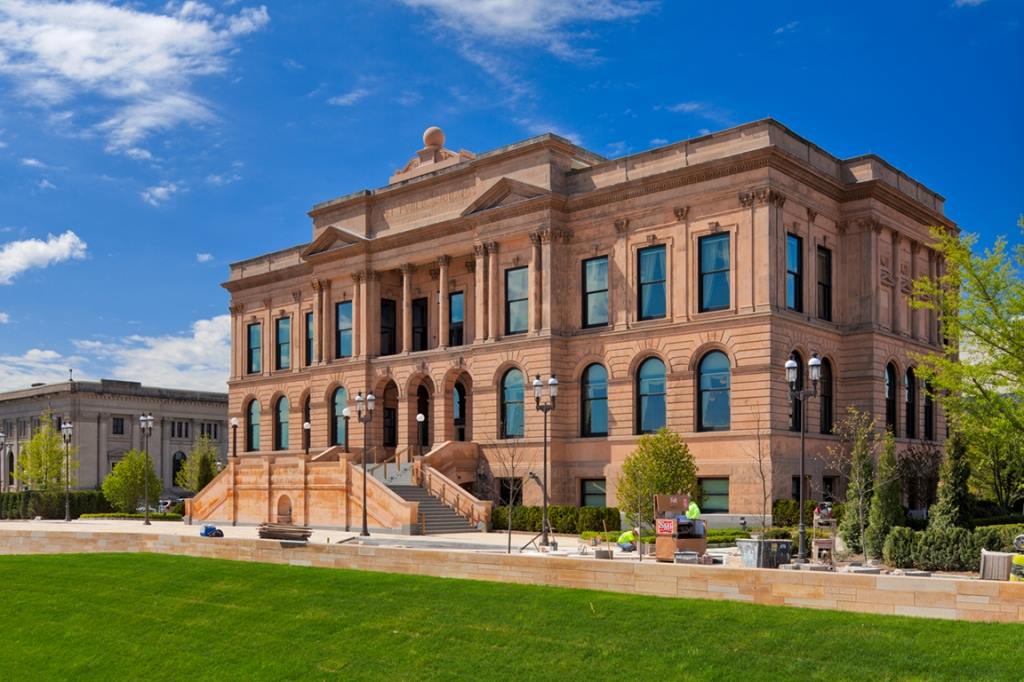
[
  {"left": 580, "top": 364, "right": 608, "bottom": 437},
  {"left": 885, "top": 363, "right": 898, "bottom": 433},
  {"left": 416, "top": 386, "right": 430, "bottom": 447},
  {"left": 112, "top": 417, "right": 124, "bottom": 435},
  {"left": 305, "top": 312, "right": 314, "bottom": 366},
  {"left": 923, "top": 381, "right": 935, "bottom": 441},
  {"left": 246, "top": 400, "right": 260, "bottom": 452},
  {"left": 582, "top": 257, "right": 609, "bottom": 327},
  {"left": 498, "top": 478, "right": 522, "bottom": 506},
  {"left": 274, "top": 397, "right": 289, "bottom": 450},
  {"left": 817, "top": 246, "right": 833, "bottom": 321},
  {"left": 820, "top": 359, "right": 834, "bottom": 435},
  {"left": 697, "top": 351, "right": 730, "bottom": 431},
  {"left": 335, "top": 301, "right": 352, "bottom": 358},
  {"left": 275, "top": 317, "right": 291, "bottom": 370},
  {"left": 331, "top": 387, "right": 347, "bottom": 446},
  {"left": 791, "top": 475, "right": 802, "bottom": 501},
  {"left": 172, "top": 452, "right": 186, "bottom": 481},
  {"left": 453, "top": 382, "right": 467, "bottom": 442},
  {"left": 383, "top": 407, "right": 397, "bottom": 447},
  {"left": 699, "top": 478, "right": 729, "bottom": 513},
  {"left": 581, "top": 479, "right": 607, "bottom": 507},
  {"left": 380, "top": 299, "right": 397, "bottom": 356},
  {"left": 247, "top": 323, "right": 262, "bottom": 373},
  {"left": 905, "top": 368, "right": 917, "bottom": 439},
  {"left": 500, "top": 369, "right": 525, "bottom": 438},
  {"left": 789, "top": 352, "right": 804, "bottom": 432},
  {"left": 699, "top": 234, "right": 730, "bottom": 312},
  {"left": 636, "top": 357, "right": 666, "bottom": 434},
  {"left": 449, "top": 291, "right": 464, "bottom": 346},
  {"left": 303, "top": 398, "right": 310, "bottom": 451},
  {"left": 638, "top": 245, "right": 666, "bottom": 320},
  {"left": 786, "top": 233, "right": 803, "bottom": 312},
  {"left": 822, "top": 476, "right": 840, "bottom": 502},
  {"left": 412, "top": 297, "right": 428, "bottom": 351},
  {"left": 505, "top": 267, "right": 528, "bottom": 335}
]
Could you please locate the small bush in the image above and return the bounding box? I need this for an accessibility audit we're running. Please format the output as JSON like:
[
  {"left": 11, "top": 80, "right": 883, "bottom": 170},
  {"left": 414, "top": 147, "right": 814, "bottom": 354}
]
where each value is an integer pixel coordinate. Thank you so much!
[
  {"left": 490, "top": 506, "right": 620, "bottom": 534},
  {"left": 882, "top": 527, "right": 917, "bottom": 568},
  {"left": 771, "top": 499, "right": 818, "bottom": 527},
  {"left": 78, "top": 513, "right": 182, "bottom": 521},
  {"left": 0, "top": 490, "right": 112, "bottom": 520},
  {"left": 913, "top": 527, "right": 975, "bottom": 572},
  {"left": 973, "top": 515, "right": 1024, "bottom": 527}
]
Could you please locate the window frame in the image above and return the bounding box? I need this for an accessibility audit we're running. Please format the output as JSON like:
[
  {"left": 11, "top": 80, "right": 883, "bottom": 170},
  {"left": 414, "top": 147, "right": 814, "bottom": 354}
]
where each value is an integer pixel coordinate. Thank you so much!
[
  {"left": 504, "top": 267, "right": 529, "bottom": 336},
  {"left": 304, "top": 311, "right": 314, "bottom": 367},
  {"left": 635, "top": 356, "right": 667, "bottom": 435},
  {"left": 448, "top": 291, "right": 465, "bottom": 347},
  {"left": 246, "top": 399, "right": 260, "bottom": 452},
  {"left": 786, "top": 233, "right": 803, "bottom": 312},
  {"left": 698, "top": 233, "right": 730, "bottom": 313},
  {"left": 274, "top": 396, "right": 289, "bottom": 451},
  {"left": 819, "top": 358, "right": 834, "bottom": 435},
  {"left": 580, "top": 479, "right": 607, "bottom": 508},
  {"left": 885, "top": 363, "right": 898, "bottom": 434},
  {"left": 335, "top": 301, "right": 353, "bottom": 359},
  {"left": 905, "top": 368, "right": 917, "bottom": 439},
  {"left": 580, "top": 363, "right": 609, "bottom": 438},
  {"left": 637, "top": 245, "right": 667, "bottom": 321},
  {"left": 246, "top": 322, "right": 262, "bottom": 374},
  {"left": 698, "top": 477, "right": 729, "bottom": 513},
  {"left": 411, "top": 297, "right": 428, "bottom": 352},
  {"left": 789, "top": 351, "right": 804, "bottom": 432},
  {"left": 275, "top": 316, "right": 291, "bottom": 371},
  {"left": 500, "top": 369, "right": 525, "bottom": 439},
  {"left": 816, "top": 245, "right": 833, "bottom": 322},
  {"left": 380, "top": 298, "right": 397, "bottom": 356},
  {"left": 581, "top": 256, "right": 609, "bottom": 328},
  {"left": 697, "top": 351, "right": 731, "bottom": 432}
]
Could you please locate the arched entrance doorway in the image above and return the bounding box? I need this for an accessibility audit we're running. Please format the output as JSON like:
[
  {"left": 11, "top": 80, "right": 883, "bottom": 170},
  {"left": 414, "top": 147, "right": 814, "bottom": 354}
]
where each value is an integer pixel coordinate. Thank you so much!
[
  {"left": 276, "top": 495, "right": 293, "bottom": 524},
  {"left": 381, "top": 380, "right": 399, "bottom": 454}
]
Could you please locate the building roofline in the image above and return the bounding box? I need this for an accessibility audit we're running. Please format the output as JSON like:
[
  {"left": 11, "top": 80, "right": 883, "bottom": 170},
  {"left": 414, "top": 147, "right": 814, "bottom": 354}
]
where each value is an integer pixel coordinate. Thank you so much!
[{"left": 0, "top": 379, "right": 228, "bottom": 405}]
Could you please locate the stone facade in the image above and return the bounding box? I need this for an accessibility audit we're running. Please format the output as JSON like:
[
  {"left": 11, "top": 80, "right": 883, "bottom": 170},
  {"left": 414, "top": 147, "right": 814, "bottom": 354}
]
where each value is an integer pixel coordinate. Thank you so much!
[
  {"left": 220, "top": 120, "right": 954, "bottom": 524},
  {"left": 0, "top": 380, "right": 228, "bottom": 493}
]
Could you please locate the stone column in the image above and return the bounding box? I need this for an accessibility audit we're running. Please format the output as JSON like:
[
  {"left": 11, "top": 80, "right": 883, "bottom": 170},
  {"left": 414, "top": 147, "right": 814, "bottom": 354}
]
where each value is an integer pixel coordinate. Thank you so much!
[
  {"left": 540, "top": 229, "right": 557, "bottom": 332},
  {"left": 312, "top": 279, "right": 324, "bottom": 365},
  {"left": 262, "top": 298, "right": 272, "bottom": 376},
  {"left": 350, "top": 273, "right": 361, "bottom": 358},
  {"left": 612, "top": 219, "right": 629, "bottom": 329},
  {"left": 529, "top": 231, "right": 542, "bottom": 334},
  {"left": 401, "top": 263, "right": 414, "bottom": 353},
  {"left": 229, "top": 303, "right": 243, "bottom": 379},
  {"left": 437, "top": 256, "right": 450, "bottom": 348},
  {"left": 487, "top": 242, "right": 500, "bottom": 340},
  {"left": 361, "top": 270, "right": 380, "bottom": 357},
  {"left": 473, "top": 243, "right": 488, "bottom": 342}
]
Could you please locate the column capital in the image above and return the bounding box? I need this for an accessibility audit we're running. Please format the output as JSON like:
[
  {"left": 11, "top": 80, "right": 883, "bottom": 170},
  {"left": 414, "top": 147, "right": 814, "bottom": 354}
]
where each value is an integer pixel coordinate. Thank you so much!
[
  {"left": 351, "top": 271, "right": 364, "bottom": 283},
  {"left": 400, "top": 262, "right": 416, "bottom": 276},
  {"left": 485, "top": 241, "right": 499, "bottom": 254},
  {"left": 806, "top": 207, "right": 818, "bottom": 224},
  {"left": 429, "top": 268, "right": 440, "bottom": 280},
  {"left": 465, "top": 259, "right": 476, "bottom": 273},
  {"left": 613, "top": 218, "right": 630, "bottom": 236},
  {"left": 229, "top": 302, "right": 244, "bottom": 315},
  {"left": 437, "top": 255, "right": 451, "bottom": 268},
  {"left": 754, "top": 186, "right": 786, "bottom": 207},
  {"left": 311, "top": 278, "right": 325, "bottom": 292},
  {"left": 673, "top": 206, "right": 690, "bottom": 221},
  {"left": 738, "top": 190, "right": 755, "bottom": 207},
  {"left": 473, "top": 242, "right": 486, "bottom": 257}
]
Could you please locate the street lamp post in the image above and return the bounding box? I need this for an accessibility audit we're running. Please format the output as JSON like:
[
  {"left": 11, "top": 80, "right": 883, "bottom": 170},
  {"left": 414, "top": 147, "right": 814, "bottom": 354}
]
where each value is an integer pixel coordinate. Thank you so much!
[
  {"left": 354, "top": 392, "right": 375, "bottom": 537},
  {"left": 230, "top": 417, "right": 239, "bottom": 458},
  {"left": 0, "top": 429, "right": 6, "bottom": 492},
  {"left": 785, "top": 352, "right": 821, "bottom": 562},
  {"left": 61, "top": 420, "right": 73, "bottom": 522},
  {"left": 303, "top": 421, "right": 311, "bottom": 456},
  {"left": 139, "top": 413, "right": 154, "bottom": 526},
  {"left": 342, "top": 408, "right": 351, "bottom": 453},
  {"left": 415, "top": 413, "right": 425, "bottom": 460},
  {"left": 532, "top": 374, "right": 558, "bottom": 547}
]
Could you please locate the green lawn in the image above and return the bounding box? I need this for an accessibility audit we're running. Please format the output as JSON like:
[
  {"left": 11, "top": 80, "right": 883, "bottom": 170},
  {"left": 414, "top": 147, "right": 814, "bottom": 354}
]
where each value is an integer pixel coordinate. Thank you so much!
[{"left": 0, "top": 554, "right": 1020, "bottom": 681}]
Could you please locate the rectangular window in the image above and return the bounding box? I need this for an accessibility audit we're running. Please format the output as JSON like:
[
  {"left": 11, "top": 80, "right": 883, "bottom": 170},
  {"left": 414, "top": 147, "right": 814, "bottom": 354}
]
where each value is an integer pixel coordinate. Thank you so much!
[
  {"left": 791, "top": 476, "right": 802, "bottom": 501},
  {"left": 698, "top": 234, "right": 730, "bottom": 312},
  {"left": 112, "top": 417, "right": 124, "bottom": 436},
  {"left": 699, "top": 478, "right": 729, "bottom": 513},
  {"left": 817, "top": 246, "right": 832, "bottom": 322},
  {"left": 822, "top": 476, "right": 840, "bottom": 503},
  {"left": 275, "top": 317, "right": 291, "bottom": 370},
  {"left": 637, "top": 245, "right": 666, "bottom": 320},
  {"left": 582, "top": 256, "right": 609, "bottom": 327},
  {"left": 412, "top": 298, "right": 428, "bottom": 351},
  {"left": 505, "top": 267, "right": 529, "bottom": 335},
  {"left": 335, "top": 301, "right": 352, "bottom": 358},
  {"left": 581, "top": 479, "right": 607, "bottom": 508},
  {"left": 247, "top": 323, "right": 262, "bottom": 373},
  {"left": 305, "top": 311, "right": 314, "bottom": 366},
  {"left": 383, "top": 407, "right": 397, "bottom": 447},
  {"left": 497, "top": 478, "right": 523, "bottom": 507},
  {"left": 786, "top": 233, "right": 803, "bottom": 312},
  {"left": 380, "top": 299, "right": 397, "bottom": 356},
  {"left": 449, "top": 291, "right": 464, "bottom": 346}
]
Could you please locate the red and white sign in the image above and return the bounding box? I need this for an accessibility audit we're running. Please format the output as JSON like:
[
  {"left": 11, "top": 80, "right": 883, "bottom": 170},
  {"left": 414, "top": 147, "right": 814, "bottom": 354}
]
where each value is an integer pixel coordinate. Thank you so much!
[{"left": 655, "top": 519, "right": 675, "bottom": 536}]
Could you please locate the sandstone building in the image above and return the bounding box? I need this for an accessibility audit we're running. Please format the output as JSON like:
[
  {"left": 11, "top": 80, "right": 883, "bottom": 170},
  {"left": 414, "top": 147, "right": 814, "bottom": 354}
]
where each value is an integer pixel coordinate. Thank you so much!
[{"left": 188, "top": 120, "right": 952, "bottom": 531}]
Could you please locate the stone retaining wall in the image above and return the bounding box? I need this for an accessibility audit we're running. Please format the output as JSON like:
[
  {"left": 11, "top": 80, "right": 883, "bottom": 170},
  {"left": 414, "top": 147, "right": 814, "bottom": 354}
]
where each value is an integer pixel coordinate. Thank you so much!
[{"left": 1, "top": 529, "right": 1021, "bottom": 623}]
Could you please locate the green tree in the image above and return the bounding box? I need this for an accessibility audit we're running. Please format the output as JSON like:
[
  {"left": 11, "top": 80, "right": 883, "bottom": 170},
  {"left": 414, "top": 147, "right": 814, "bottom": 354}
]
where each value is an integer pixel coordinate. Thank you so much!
[
  {"left": 929, "top": 433, "right": 972, "bottom": 530},
  {"left": 964, "top": 419, "right": 1024, "bottom": 515},
  {"left": 831, "top": 408, "right": 878, "bottom": 555},
  {"left": 616, "top": 428, "right": 697, "bottom": 529},
  {"left": 102, "top": 450, "right": 161, "bottom": 513},
  {"left": 174, "top": 435, "right": 220, "bottom": 493},
  {"left": 865, "top": 432, "right": 904, "bottom": 560},
  {"left": 15, "top": 410, "right": 76, "bottom": 491}
]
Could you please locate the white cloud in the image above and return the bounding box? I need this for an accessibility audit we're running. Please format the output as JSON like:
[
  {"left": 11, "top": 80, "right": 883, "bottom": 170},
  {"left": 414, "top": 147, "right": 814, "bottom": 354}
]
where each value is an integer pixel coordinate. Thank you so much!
[
  {"left": 0, "top": 1, "right": 270, "bottom": 157},
  {"left": 36, "top": 178, "right": 56, "bottom": 190},
  {"left": 0, "top": 347, "right": 86, "bottom": 391},
  {"left": 774, "top": 20, "right": 799, "bottom": 35},
  {"left": 0, "top": 312, "right": 9, "bottom": 324},
  {"left": 394, "top": 90, "right": 422, "bottom": 107},
  {"left": 0, "top": 230, "right": 87, "bottom": 285},
  {"left": 649, "top": 137, "right": 668, "bottom": 145},
  {"left": 140, "top": 181, "right": 181, "bottom": 207},
  {"left": 196, "top": 252, "right": 214, "bottom": 263},
  {"left": 20, "top": 157, "right": 45, "bottom": 168},
  {"left": 662, "top": 102, "right": 702, "bottom": 114},
  {"left": 953, "top": 0, "right": 986, "bottom": 6},
  {"left": 512, "top": 117, "right": 581, "bottom": 145},
  {"left": 657, "top": 102, "right": 733, "bottom": 128},
  {"left": 205, "top": 172, "right": 241, "bottom": 186},
  {"left": 282, "top": 57, "right": 303, "bottom": 70},
  {"left": 606, "top": 140, "right": 632, "bottom": 156},
  {"left": 327, "top": 88, "right": 370, "bottom": 106}
]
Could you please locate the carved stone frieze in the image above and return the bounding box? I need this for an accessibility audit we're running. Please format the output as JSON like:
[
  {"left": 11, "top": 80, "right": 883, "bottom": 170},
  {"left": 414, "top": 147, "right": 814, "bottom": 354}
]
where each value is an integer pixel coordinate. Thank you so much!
[
  {"left": 613, "top": 218, "right": 630, "bottom": 236},
  {"left": 673, "top": 206, "right": 690, "bottom": 221}
]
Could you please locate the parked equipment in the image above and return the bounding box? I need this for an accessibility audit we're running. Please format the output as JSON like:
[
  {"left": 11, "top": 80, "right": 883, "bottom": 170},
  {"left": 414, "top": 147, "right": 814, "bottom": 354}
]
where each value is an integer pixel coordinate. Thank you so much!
[{"left": 653, "top": 494, "right": 708, "bottom": 563}]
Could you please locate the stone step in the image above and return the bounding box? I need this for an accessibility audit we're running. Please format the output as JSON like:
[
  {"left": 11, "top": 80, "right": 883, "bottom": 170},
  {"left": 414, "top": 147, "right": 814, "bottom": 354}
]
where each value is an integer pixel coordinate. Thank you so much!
[{"left": 386, "top": 483, "right": 479, "bottom": 534}]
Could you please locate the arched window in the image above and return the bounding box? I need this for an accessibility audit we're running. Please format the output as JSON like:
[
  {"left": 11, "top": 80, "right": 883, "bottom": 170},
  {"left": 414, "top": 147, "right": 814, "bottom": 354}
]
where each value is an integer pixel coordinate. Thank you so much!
[
  {"left": 453, "top": 381, "right": 467, "bottom": 442},
  {"left": 923, "top": 381, "right": 935, "bottom": 441},
  {"left": 500, "top": 369, "right": 525, "bottom": 438},
  {"left": 636, "top": 357, "right": 666, "bottom": 434},
  {"left": 904, "top": 367, "right": 917, "bottom": 439},
  {"left": 416, "top": 385, "right": 430, "bottom": 447},
  {"left": 330, "top": 387, "right": 347, "bottom": 446},
  {"left": 884, "top": 363, "right": 898, "bottom": 433},
  {"left": 172, "top": 451, "right": 187, "bottom": 483},
  {"left": 789, "top": 351, "right": 804, "bottom": 432},
  {"left": 580, "top": 364, "right": 608, "bottom": 437},
  {"left": 697, "top": 351, "right": 730, "bottom": 432},
  {"left": 246, "top": 399, "right": 260, "bottom": 452},
  {"left": 274, "top": 396, "right": 289, "bottom": 450},
  {"left": 819, "top": 359, "right": 834, "bottom": 435}
]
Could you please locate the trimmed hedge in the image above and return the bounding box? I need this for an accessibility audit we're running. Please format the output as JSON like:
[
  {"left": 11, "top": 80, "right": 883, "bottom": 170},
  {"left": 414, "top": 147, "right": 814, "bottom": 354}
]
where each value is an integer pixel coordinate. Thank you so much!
[
  {"left": 580, "top": 528, "right": 751, "bottom": 545},
  {"left": 880, "top": 524, "right": 1024, "bottom": 572},
  {"left": 973, "top": 514, "right": 1024, "bottom": 527},
  {"left": 882, "top": 526, "right": 917, "bottom": 568},
  {"left": 490, "top": 506, "right": 620, "bottom": 534},
  {"left": 0, "top": 490, "right": 113, "bottom": 520},
  {"left": 771, "top": 499, "right": 830, "bottom": 527},
  {"left": 78, "top": 513, "right": 183, "bottom": 522}
]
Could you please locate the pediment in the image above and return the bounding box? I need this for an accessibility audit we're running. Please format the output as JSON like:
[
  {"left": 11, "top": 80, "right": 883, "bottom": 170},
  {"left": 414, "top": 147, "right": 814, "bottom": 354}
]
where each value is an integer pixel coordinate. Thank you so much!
[
  {"left": 460, "top": 178, "right": 550, "bottom": 217},
  {"left": 300, "top": 227, "right": 366, "bottom": 259}
]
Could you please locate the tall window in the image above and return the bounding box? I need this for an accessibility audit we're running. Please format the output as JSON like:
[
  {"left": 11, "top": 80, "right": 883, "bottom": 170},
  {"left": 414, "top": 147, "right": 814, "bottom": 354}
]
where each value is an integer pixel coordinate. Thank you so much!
[
  {"left": 246, "top": 399, "right": 260, "bottom": 452},
  {"left": 582, "top": 256, "right": 609, "bottom": 327},
  {"left": 636, "top": 357, "right": 666, "bottom": 434},
  {"left": 303, "top": 396, "right": 311, "bottom": 452},
  {"left": 331, "top": 387, "right": 347, "bottom": 446},
  {"left": 497, "top": 478, "right": 522, "bottom": 506},
  {"left": 412, "top": 298, "right": 428, "bottom": 351},
  {"left": 383, "top": 407, "right": 397, "bottom": 447},
  {"left": 637, "top": 245, "right": 666, "bottom": 320},
  {"left": 335, "top": 301, "right": 352, "bottom": 358},
  {"left": 580, "top": 364, "right": 608, "bottom": 437},
  {"left": 247, "top": 323, "right": 262, "bottom": 374},
  {"left": 697, "top": 351, "right": 730, "bottom": 432},
  {"left": 819, "top": 358, "right": 834, "bottom": 435},
  {"left": 500, "top": 369, "right": 525, "bottom": 438},
  {"left": 112, "top": 417, "right": 124, "bottom": 435},
  {"left": 698, "top": 478, "right": 729, "bottom": 513},
  {"left": 884, "top": 363, "right": 898, "bottom": 433},
  {"left": 581, "top": 479, "right": 607, "bottom": 507},
  {"left": 786, "top": 233, "right": 803, "bottom": 312},
  {"left": 274, "top": 396, "right": 289, "bottom": 450},
  {"left": 275, "top": 317, "right": 291, "bottom": 371},
  {"left": 172, "top": 452, "right": 187, "bottom": 482},
  {"left": 699, "top": 233, "right": 730, "bottom": 312},
  {"left": 304, "top": 312, "right": 314, "bottom": 366},
  {"left": 380, "top": 299, "right": 397, "bottom": 356},
  {"left": 817, "top": 246, "right": 833, "bottom": 321},
  {"left": 505, "top": 267, "right": 528, "bottom": 335},
  {"left": 453, "top": 382, "right": 467, "bottom": 442},
  {"left": 789, "top": 351, "right": 804, "bottom": 432},
  {"left": 905, "top": 367, "right": 917, "bottom": 439},
  {"left": 449, "top": 291, "right": 464, "bottom": 346},
  {"left": 923, "top": 381, "right": 935, "bottom": 441}
]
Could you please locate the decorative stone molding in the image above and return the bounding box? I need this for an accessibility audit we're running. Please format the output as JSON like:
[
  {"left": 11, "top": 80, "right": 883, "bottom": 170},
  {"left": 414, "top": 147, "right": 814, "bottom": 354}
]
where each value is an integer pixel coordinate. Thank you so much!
[
  {"left": 311, "top": 279, "right": 324, "bottom": 293},
  {"left": 400, "top": 262, "right": 415, "bottom": 276},
  {"left": 708, "top": 221, "right": 721, "bottom": 231},
  {"left": 465, "top": 260, "right": 476, "bottom": 273},
  {"left": 856, "top": 217, "right": 882, "bottom": 233},
  {"left": 291, "top": 290, "right": 302, "bottom": 303},
  {"left": 673, "top": 206, "right": 690, "bottom": 222},
  {"left": 473, "top": 243, "right": 486, "bottom": 257},
  {"left": 351, "top": 271, "right": 365, "bottom": 283},
  {"left": 437, "top": 255, "right": 451, "bottom": 268},
  {"left": 532, "top": 226, "right": 572, "bottom": 244},
  {"left": 229, "top": 303, "right": 244, "bottom": 315},
  {"left": 754, "top": 187, "right": 786, "bottom": 207},
  {"left": 738, "top": 190, "right": 755, "bottom": 207},
  {"left": 836, "top": 221, "right": 848, "bottom": 234},
  {"left": 262, "top": 297, "right": 272, "bottom": 311},
  {"left": 429, "top": 268, "right": 439, "bottom": 280},
  {"left": 484, "top": 241, "right": 499, "bottom": 254},
  {"left": 806, "top": 207, "right": 818, "bottom": 223},
  {"left": 613, "top": 218, "right": 630, "bottom": 236}
]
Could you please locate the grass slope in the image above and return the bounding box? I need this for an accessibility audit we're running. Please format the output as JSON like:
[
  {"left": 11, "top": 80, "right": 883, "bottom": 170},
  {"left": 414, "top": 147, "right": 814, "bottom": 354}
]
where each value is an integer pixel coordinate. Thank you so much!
[{"left": 0, "top": 553, "right": 1020, "bottom": 681}]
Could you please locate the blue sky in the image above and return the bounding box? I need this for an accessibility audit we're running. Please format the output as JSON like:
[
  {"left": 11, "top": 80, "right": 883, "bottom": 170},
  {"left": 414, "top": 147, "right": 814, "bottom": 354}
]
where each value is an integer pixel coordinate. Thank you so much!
[{"left": 0, "top": 0, "right": 1020, "bottom": 392}]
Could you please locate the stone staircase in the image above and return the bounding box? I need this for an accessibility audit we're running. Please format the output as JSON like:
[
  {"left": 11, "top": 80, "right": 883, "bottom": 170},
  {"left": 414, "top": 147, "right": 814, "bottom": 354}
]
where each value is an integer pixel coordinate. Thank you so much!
[{"left": 373, "top": 463, "right": 480, "bottom": 534}]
